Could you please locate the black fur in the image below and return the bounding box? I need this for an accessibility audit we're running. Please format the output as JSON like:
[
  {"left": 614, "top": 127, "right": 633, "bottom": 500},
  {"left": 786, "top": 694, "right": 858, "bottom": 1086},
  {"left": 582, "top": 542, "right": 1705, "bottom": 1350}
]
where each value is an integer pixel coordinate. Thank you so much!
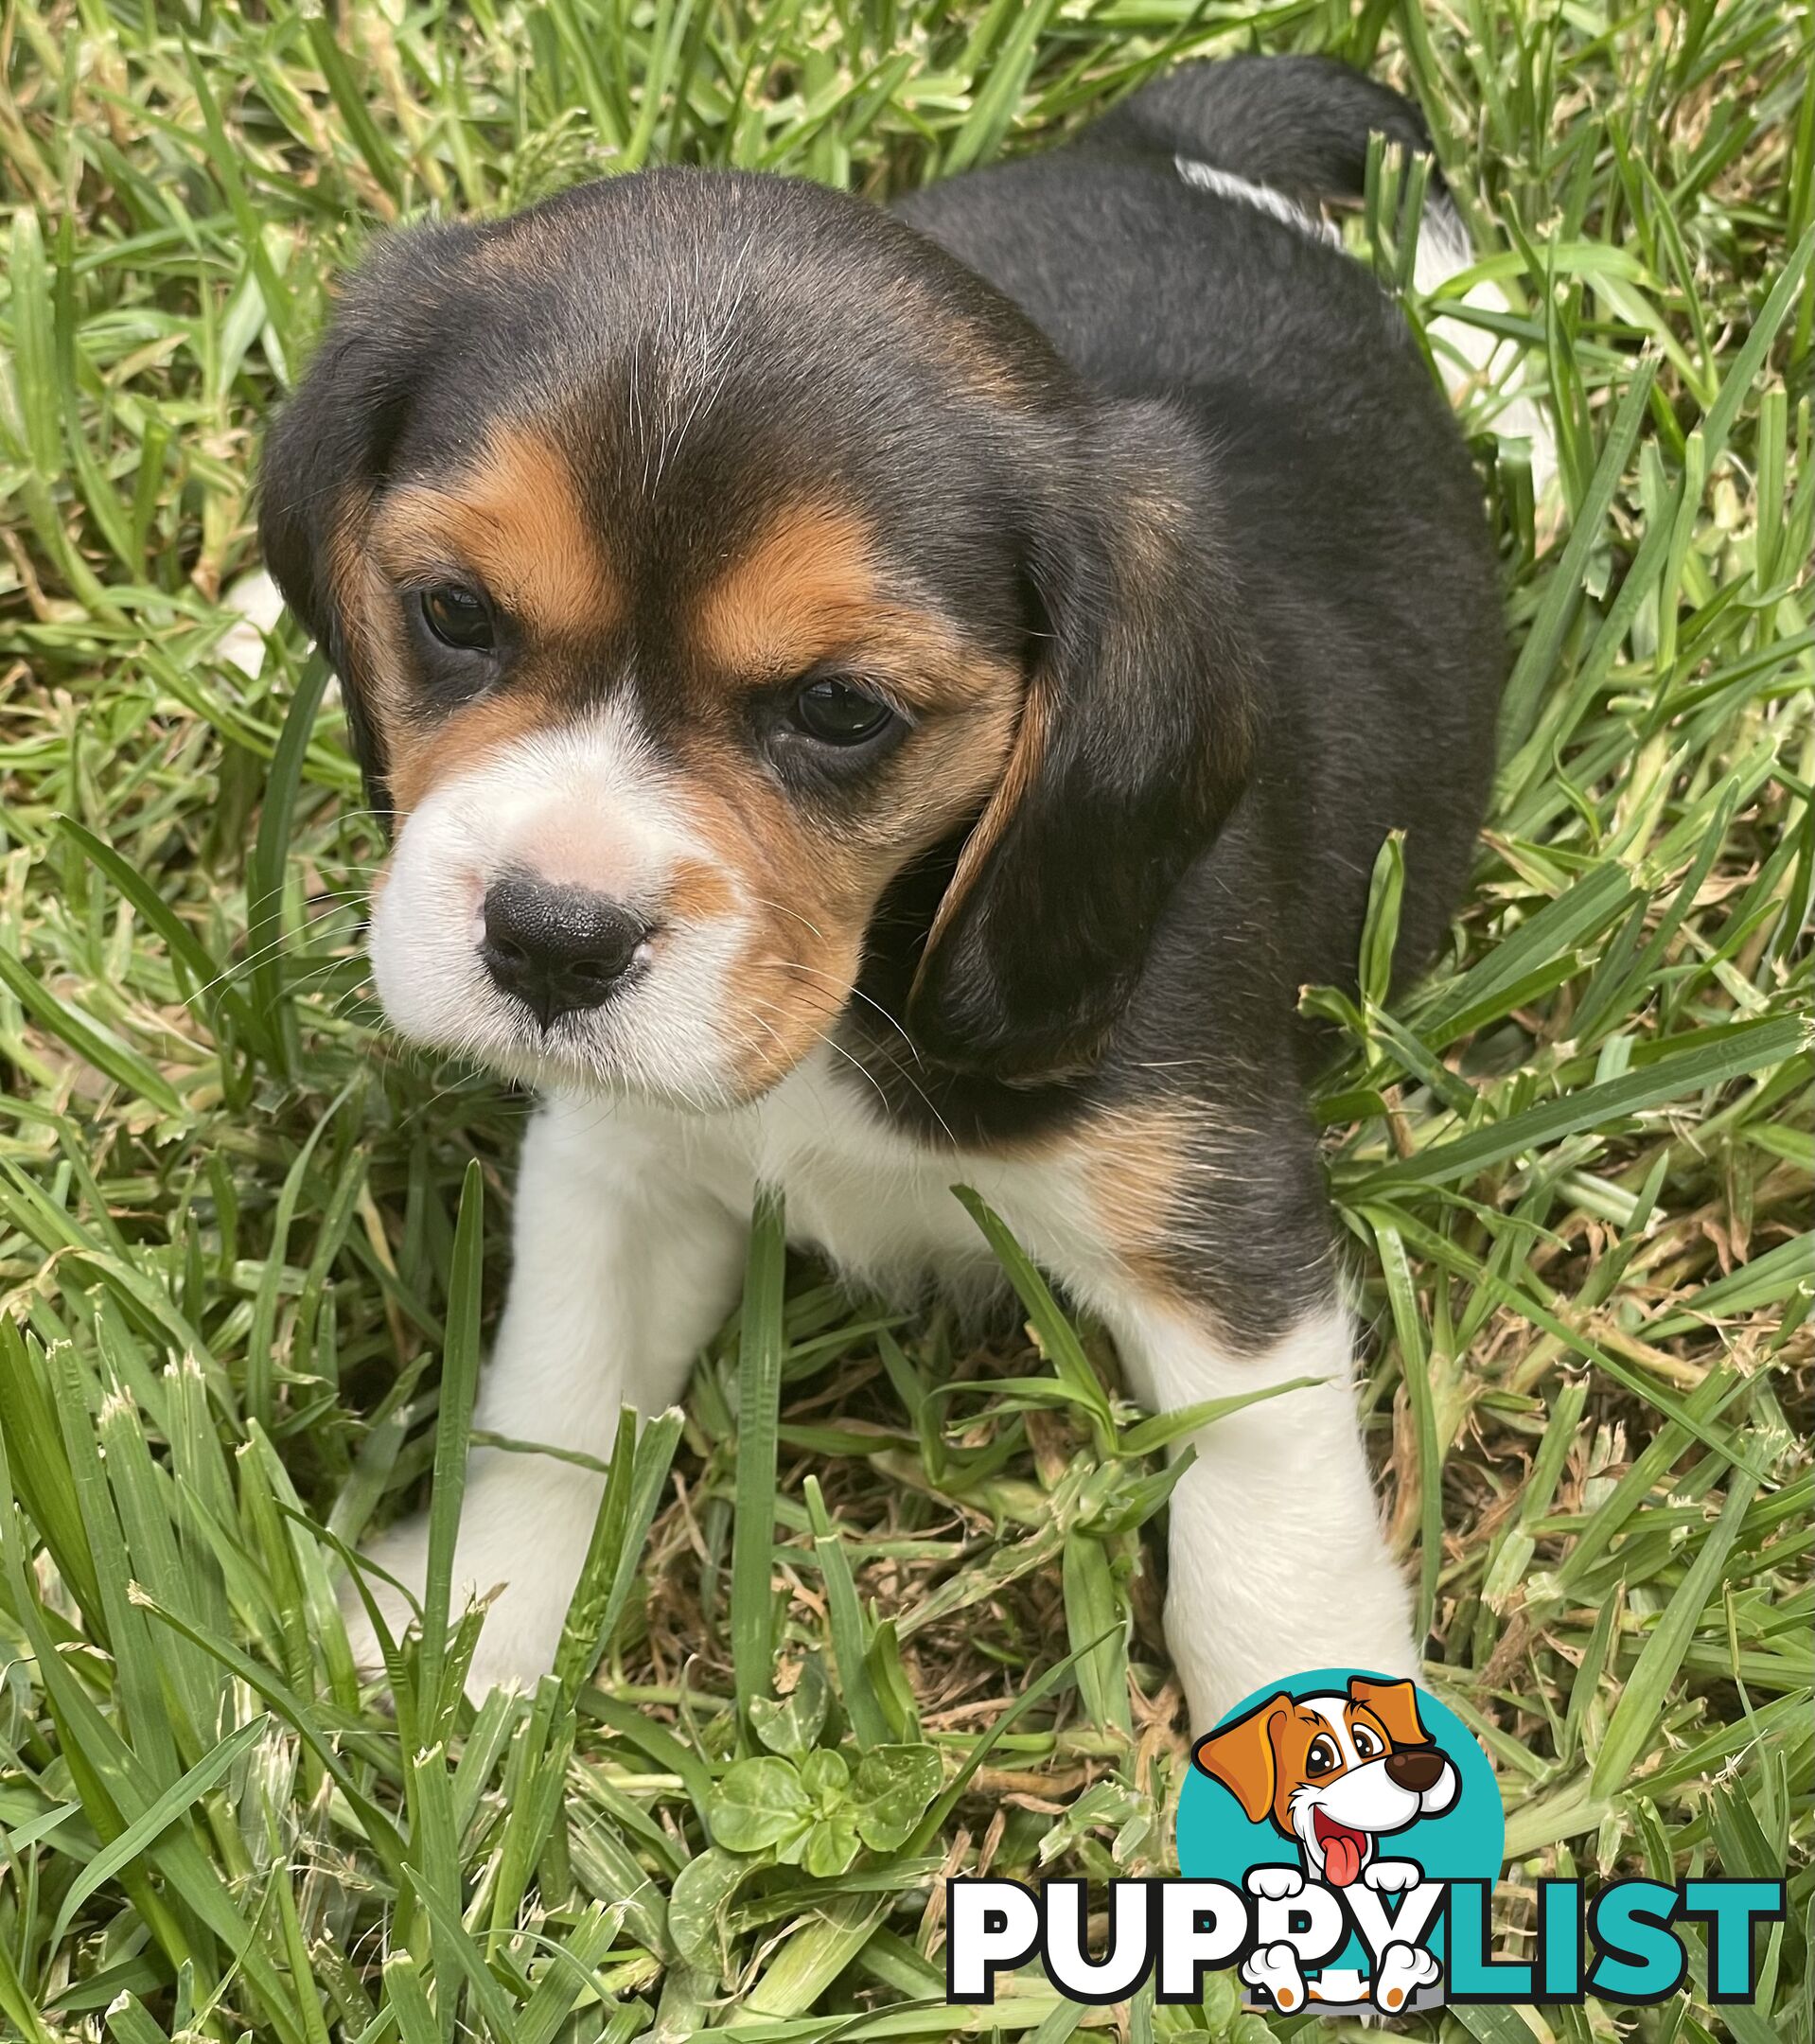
[{"left": 260, "top": 55, "right": 1506, "bottom": 1342}]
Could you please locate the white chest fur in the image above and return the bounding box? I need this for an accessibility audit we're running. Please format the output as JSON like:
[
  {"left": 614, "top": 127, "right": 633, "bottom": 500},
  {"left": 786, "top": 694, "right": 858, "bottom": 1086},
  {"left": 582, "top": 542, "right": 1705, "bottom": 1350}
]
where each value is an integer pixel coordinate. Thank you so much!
[{"left": 731, "top": 1051, "right": 1101, "bottom": 1303}]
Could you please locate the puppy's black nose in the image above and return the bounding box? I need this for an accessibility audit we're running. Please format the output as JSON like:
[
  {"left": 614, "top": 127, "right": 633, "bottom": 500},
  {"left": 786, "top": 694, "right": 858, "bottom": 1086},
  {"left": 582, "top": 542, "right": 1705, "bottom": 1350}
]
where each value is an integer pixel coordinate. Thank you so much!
[
  {"left": 479, "top": 875, "right": 648, "bottom": 1026},
  {"left": 1384, "top": 1747, "right": 1446, "bottom": 1793}
]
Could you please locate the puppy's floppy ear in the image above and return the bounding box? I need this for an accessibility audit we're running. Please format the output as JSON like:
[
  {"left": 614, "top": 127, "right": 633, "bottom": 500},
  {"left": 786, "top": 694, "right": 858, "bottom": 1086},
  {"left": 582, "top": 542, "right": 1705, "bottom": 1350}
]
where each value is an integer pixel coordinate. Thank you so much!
[
  {"left": 1348, "top": 1677, "right": 1432, "bottom": 1748},
  {"left": 1191, "top": 1693, "right": 1289, "bottom": 1824},
  {"left": 256, "top": 228, "right": 464, "bottom": 819},
  {"left": 908, "top": 400, "right": 1256, "bottom": 1082}
]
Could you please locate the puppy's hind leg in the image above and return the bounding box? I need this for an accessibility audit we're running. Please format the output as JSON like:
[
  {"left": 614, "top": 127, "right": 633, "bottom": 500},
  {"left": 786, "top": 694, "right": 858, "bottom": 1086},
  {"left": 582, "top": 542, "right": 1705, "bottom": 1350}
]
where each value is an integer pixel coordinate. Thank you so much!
[{"left": 346, "top": 1096, "right": 749, "bottom": 1698}]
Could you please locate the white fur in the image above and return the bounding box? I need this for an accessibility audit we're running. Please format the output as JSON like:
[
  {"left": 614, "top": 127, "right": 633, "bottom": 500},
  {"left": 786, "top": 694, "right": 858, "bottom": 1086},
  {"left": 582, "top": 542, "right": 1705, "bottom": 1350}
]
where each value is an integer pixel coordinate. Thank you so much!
[
  {"left": 1373, "top": 1940, "right": 1441, "bottom": 2012},
  {"left": 1173, "top": 159, "right": 1558, "bottom": 500},
  {"left": 344, "top": 1052, "right": 1417, "bottom": 1730},
  {"left": 352, "top": 1096, "right": 749, "bottom": 1691},
  {"left": 1306, "top": 1966, "right": 1367, "bottom": 2004},
  {"left": 1414, "top": 199, "right": 1558, "bottom": 498},
  {"left": 368, "top": 713, "right": 764, "bottom": 1113},
  {"left": 1101, "top": 1306, "right": 1418, "bottom": 1722},
  {"left": 1174, "top": 157, "right": 1340, "bottom": 244}
]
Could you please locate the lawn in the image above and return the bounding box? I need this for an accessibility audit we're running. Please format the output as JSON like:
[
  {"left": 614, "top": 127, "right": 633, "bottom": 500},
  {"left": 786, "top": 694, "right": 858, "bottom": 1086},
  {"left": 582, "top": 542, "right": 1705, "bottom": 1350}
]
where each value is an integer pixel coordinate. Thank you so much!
[{"left": 0, "top": 1, "right": 1810, "bottom": 2039}]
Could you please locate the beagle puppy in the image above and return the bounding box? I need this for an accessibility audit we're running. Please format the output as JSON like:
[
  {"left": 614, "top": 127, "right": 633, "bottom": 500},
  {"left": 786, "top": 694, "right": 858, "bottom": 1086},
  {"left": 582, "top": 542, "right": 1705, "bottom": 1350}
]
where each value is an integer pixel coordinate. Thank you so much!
[{"left": 259, "top": 56, "right": 1510, "bottom": 1727}]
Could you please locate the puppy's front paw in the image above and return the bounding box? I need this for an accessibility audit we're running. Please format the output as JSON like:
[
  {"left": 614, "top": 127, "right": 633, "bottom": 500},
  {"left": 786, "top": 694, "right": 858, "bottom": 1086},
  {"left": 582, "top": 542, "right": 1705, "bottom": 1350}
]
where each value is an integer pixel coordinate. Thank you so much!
[
  {"left": 339, "top": 1458, "right": 603, "bottom": 1700},
  {"left": 339, "top": 1513, "right": 433, "bottom": 1679},
  {"left": 340, "top": 1524, "right": 567, "bottom": 1699},
  {"left": 1244, "top": 1864, "right": 1306, "bottom": 1901},
  {"left": 1365, "top": 1858, "right": 1421, "bottom": 1894}
]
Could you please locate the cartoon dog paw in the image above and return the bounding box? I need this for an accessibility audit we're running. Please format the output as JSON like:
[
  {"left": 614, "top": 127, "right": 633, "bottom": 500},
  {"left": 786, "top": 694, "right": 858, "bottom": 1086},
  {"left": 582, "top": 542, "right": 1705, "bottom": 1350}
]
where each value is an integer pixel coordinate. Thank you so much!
[
  {"left": 1244, "top": 1864, "right": 1306, "bottom": 1901},
  {"left": 1372, "top": 1941, "right": 1441, "bottom": 2013},
  {"left": 1242, "top": 1941, "right": 1309, "bottom": 2014},
  {"left": 1365, "top": 1859, "right": 1421, "bottom": 1894}
]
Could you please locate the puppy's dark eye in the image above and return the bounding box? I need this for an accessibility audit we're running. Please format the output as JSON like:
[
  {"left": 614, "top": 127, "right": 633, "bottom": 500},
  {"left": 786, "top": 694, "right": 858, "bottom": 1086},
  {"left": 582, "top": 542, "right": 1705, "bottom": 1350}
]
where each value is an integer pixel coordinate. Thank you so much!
[
  {"left": 1352, "top": 1726, "right": 1382, "bottom": 1758},
  {"left": 791, "top": 677, "right": 894, "bottom": 746},
  {"left": 1306, "top": 1737, "right": 1341, "bottom": 1775},
  {"left": 420, "top": 584, "right": 496, "bottom": 653}
]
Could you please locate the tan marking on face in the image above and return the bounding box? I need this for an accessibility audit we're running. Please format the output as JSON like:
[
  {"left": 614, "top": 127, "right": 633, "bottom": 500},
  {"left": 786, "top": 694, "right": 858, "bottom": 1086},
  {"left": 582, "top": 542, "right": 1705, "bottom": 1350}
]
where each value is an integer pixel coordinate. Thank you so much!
[
  {"left": 678, "top": 756, "right": 870, "bottom": 1099},
  {"left": 328, "top": 485, "right": 403, "bottom": 714},
  {"left": 670, "top": 657, "right": 1020, "bottom": 1101},
  {"left": 326, "top": 428, "right": 617, "bottom": 822},
  {"left": 695, "top": 495, "right": 1004, "bottom": 715},
  {"left": 917, "top": 679, "right": 1048, "bottom": 967},
  {"left": 665, "top": 856, "right": 738, "bottom": 925},
  {"left": 694, "top": 502, "right": 878, "bottom": 677},
  {"left": 371, "top": 422, "right": 617, "bottom": 642},
  {"left": 385, "top": 686, "right": 567, "bottom": 819}
]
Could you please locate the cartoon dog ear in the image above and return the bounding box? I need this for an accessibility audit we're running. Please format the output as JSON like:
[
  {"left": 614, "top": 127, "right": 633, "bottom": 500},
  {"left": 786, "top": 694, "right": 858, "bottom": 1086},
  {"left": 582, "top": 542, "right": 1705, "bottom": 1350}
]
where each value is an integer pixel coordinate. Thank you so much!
[
  {"left": 1348, "top": 1677, "right": 1432, "bottom": 1749},
  {"left": 256, "top": 224, "right": 468, "bottom": 819},
  {"left": 1191, "top": 1693, "right": 1290, "bottom": 1825},
  {"left": 907, "top": 399, "right": 1256, "bottom": 1083}
]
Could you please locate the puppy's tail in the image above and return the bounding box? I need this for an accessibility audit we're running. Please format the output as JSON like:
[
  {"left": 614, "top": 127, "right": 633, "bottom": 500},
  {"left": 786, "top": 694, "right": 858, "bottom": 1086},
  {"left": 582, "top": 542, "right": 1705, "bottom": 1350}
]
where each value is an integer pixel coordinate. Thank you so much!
[
  {"left": 1084, "top": 54, "right": 1443, "bottom": 215},
  {"left": 1086, "top": 56, "right": 1557, "bottom": 499}
]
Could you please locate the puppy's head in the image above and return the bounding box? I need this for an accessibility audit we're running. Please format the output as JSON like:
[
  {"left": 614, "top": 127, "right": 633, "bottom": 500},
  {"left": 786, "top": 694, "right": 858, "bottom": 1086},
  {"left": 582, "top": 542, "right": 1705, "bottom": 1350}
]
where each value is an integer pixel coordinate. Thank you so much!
[
  {"left": 261, "top": 170, "right": 1253, "bottom": 1107},
  {"left": 1193, "top": 1679, "right": 1458, "bottom": 1885}
]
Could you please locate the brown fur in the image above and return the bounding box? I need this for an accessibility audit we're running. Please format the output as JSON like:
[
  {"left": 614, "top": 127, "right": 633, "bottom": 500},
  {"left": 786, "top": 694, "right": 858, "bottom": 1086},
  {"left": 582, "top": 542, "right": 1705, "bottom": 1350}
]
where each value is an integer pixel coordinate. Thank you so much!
[
  {"left": 916, "top": 681, "right": 1048, "bottom": 972},
  {"left": 386, "top": 686, "right": 570, "bottom": 820},
  {"left": 664, "top": 857, "right": 740, "bottom": 925},
  {"left": 371, "top": 423, "right": 618, "bottom": 643},
  {"left": 663, "top": 669, "right": 1015, "bottom": 1100},
  {"left": 694, "top": 502, "right": 878, "bottom": 678},
  {"left": 338, "top": 441, "right": 1029, "bottom": 1077},
  {"left": 1080, "top": 1103, "right": 1204, "bottom": 1296},
  {"left": 326, "top": 492, "right": 404, "bottom": 726}
]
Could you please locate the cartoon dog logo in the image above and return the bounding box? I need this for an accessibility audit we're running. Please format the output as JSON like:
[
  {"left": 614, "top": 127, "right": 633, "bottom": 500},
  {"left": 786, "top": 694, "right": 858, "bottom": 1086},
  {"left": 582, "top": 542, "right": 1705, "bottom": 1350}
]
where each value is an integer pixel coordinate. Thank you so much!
[{"left": 1193, "top": 1676, "right": 1457, "bottom": 2014}]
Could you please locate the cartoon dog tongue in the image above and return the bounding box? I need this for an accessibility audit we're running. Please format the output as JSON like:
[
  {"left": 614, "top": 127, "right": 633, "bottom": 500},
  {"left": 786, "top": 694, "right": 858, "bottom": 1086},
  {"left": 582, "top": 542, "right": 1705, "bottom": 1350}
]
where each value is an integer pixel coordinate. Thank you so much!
[{"left": 1314, "top": 1813, "right": 1367, "bottom": 1887}]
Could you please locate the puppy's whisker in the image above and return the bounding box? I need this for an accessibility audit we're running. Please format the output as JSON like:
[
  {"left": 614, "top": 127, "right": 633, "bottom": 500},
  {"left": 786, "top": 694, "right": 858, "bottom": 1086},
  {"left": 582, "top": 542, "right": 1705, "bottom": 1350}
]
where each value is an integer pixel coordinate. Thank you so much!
[
  {"left": 744, "top": 991, "right": 904, "bottom": 1128},
  {"left": 741, "top": 893, "right": 827, "bottom": 943},
  {"left": 181, "top": 915, "right": 367, "bottom": 1007},
  {"left": 742, "top": 961, "right": 956, "bottom": 1143},
  {"left": 761, "top": 953, "right": 923, "bottom": 1066}
]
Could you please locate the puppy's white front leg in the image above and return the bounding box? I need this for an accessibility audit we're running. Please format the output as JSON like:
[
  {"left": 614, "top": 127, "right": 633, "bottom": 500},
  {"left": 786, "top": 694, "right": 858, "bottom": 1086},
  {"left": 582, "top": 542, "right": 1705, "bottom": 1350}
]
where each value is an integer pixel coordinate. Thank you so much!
[
  {"left": 349, "top": 1098, "right": 748, "bottom": 1695},
  {"left": 1103, "top": 1296, "right": 1417, "bottom": 1729}
]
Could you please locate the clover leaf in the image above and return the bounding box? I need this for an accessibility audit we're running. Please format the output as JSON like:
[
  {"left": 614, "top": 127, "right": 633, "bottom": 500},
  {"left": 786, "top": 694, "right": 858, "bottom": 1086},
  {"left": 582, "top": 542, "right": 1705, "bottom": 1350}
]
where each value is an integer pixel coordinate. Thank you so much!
[
  {"left": 668, "top": 1846, "right": 753, "bottom": 1967},
  {"left": 749, "top": 1656, "right": 830, "bottom": 1758},
  {"left": 852, "top": 1744, "right": 943, "bottom": 1851},
  {"left": 711, "top": 1754, "right": 813, "bottom": 1855},
  {"left": 708, "top": 1739, "right": 943, "bottom": 1879}
]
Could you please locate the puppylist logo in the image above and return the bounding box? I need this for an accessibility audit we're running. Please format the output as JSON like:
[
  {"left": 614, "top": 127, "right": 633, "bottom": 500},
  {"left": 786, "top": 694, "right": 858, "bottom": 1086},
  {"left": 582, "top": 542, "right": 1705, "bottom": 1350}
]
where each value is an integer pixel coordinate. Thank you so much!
[
  {"left": 945, "top": 1667, "right": 1786, "bottom": 2016},
  {"left": 1180, "top": 1669, "right": 1496, "bottom": 2016}
]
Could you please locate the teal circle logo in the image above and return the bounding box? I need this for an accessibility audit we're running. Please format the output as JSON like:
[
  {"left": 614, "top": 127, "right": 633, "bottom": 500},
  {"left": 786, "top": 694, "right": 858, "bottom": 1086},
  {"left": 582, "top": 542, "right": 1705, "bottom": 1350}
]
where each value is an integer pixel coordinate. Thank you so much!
[{"left": 1175, "top": 1668, "right": 1503, "bottom": 2016}]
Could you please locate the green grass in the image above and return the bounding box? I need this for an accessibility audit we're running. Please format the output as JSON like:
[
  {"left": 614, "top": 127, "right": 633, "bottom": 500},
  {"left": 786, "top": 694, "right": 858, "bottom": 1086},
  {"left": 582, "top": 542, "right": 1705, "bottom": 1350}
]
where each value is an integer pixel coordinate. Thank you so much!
[{"left": 0, "top": 2, "right": 1810, "bottom": 2039}]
